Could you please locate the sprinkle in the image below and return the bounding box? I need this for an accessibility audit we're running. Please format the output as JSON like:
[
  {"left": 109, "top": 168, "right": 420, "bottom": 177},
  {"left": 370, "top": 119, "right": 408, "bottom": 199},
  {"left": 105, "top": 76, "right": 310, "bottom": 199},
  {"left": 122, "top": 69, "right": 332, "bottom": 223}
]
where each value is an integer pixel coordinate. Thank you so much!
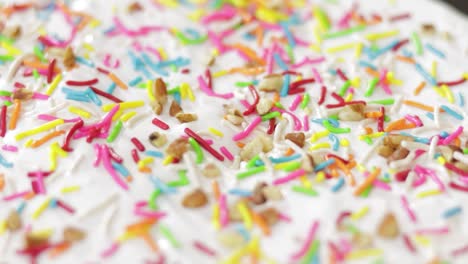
[
  {"left": 108, "top": 72, "right": 128, "bottom": 90},
  {"left": 354, "top": 168, "right": 381, "bottom": 196},
  {"left": 290, "top": 221, "right": 319, "bottom": 261},
  {"left": 32, "top": 197, "right": 51, "bottom": 219},
  {"left": 15, "top": 119, "right": 65, "bottom": 141},
  {"left": 185, "top": 128, "right": 224, "bottom": 161},
  {"left": 443, "top": 207, "right": 462, "bottom": 219},
  {"left": 273, "top": 169, "right": 305, "bottom": 185},
  {"left": 236, "top": 166, "right": 265, "bottom": 180},
  {"left": 350, "top": 206, "right": 369, "bottom": 221},
  {"left": 188, "top": 137, "right": 204, "bottom": 164},
  {"left": 425, "top": 43, "right": 445, "bottom": 59},
  {"left": 68, "top": 106, "right": 92, "bottom": 119},
  {"left": 152, "top": 117, "right": 170, "bottom": 130},
  {"left": 45, "top": 74, "right": 62, "bottom": 96},
  {"left": 237, "top": 202, "right": 253, "bottom": 230},
  {"left": 411, "top": 32, "right": 423, "bottom": 55}
]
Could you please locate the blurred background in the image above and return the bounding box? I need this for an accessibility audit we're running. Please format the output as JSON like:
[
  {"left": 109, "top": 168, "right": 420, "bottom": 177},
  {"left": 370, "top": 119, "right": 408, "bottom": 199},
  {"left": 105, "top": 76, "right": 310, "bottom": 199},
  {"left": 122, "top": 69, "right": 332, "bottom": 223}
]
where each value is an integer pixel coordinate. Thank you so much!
[{"left": 445, "top": 0, "right": 468, "bottom": 13}]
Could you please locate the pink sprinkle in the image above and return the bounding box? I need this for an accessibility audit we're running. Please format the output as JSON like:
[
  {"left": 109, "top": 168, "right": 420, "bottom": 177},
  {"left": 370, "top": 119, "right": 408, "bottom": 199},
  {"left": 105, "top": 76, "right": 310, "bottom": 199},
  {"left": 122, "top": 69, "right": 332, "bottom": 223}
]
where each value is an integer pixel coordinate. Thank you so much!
[
  {"left": 3, "top": 191, "right": 29, "bottom": 201},
  {"left": 273, "top": 169, "right": 305, "bottom": 185},
  {"left": 2, "top": 145, "right": 18, "bottom": 152},
  {"left": 290, "top": 220, "right": 319, "bottom": 261},
  {"left": 219, "top": 194, "right": 229, "bottom": 227},
  {"left": 193, "top": 241, "right": 217, "bottom": 257},
  {"left": 101, "top": 243, "right": 120, "bottom": 258},
  {"left": 232, "top": 116, "right": 262, "bottom": 141},
  {"left": 291, "top": 57, "right": 325, "bottom": 69},
  {"left": 405, "top": 115, "right": 423, "bottom": 127},
  {"left": 197, "top": 75, "right": 234, "bottom": 99},
  {"left": 401, "top": 195, "right": 418, "bottom": 222},
  {"left": 442, "top": 126, "right": 463, "bottom": 145},
  {"left": 202, "top": 6, "right": 236, "bottom": 25},
  {"left": 219, "top": 146, "right": 234, "bottom": 161},
  {"left": 372, "top": 178, "right": 392, "bottom": 191},
  {"left": 452, "top": 244, "right": 468, "bottom": 257},
  {"left": 312, "top": 68, "right": 323, "bottom": 84},
  {"left": 133, "top": 208, "right": 167, "bottom": 219},
  {"left": 274, "top": 107, "right": 302, "bottom": 130},
  {"left": 403, "top": 234, "right": 417, "bottom": 253},
  {"left": 103, "top": 54, "right": 120, "bottom": 69},
  {"left": 415, "top": 165, "right": 445, "bottom": 191},
  {"left": 379, "top": 69, "right": 392, "bottom": 95},
  {"left": 303, "top": 115, "right": 310, "bottom": 132},
  {"left": 266, "top": 46, "right": 275, "bottom": 74},
  {"left": 415, "top": 227, "right": 450, "bottom": 235},
  {"left": 278, "top": 213, "right": 292, "bottom": 222},
  {"left": 145, "top": 47, "right": 163, "bottom": 61},
  {"left": 101, "top": 145, "right": 128, "bottom": 190},
  {"left": 289, "top": 95, "right": 303, "bottom": 111},
  {"left": 32, "top": 93, "right": 49, "bottom": 100}
]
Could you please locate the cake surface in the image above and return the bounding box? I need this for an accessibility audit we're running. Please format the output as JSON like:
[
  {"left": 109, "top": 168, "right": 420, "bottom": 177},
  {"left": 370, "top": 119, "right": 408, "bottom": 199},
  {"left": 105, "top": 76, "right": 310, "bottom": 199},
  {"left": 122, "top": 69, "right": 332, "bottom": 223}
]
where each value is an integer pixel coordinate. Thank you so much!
[{"left": 1, "top": 0, "right": 468, "bottom": 263}]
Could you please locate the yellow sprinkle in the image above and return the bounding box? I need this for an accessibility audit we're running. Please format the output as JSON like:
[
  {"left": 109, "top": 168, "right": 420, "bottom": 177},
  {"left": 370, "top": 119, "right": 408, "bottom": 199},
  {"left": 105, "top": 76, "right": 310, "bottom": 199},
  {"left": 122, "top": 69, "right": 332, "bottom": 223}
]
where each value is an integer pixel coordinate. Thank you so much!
[
  {"left": 237, "top": 202, "right": 253, "bottom": 230},
  {"left": 25, "top": 139, "right": 34, "bottom": 148},
  {"left": 0, "top": 221, "right": 6, "bottom": 235},
  {"left": 309, "top": 142, "right": 331, "bottom": 151},
  {"left": 120, "top": 111, "right": 137, "bottom": 122},
  {"left": 357, "top": 164, "right": 366, "bottom": 172},
  {"left": 346, "top": 248, "right": 383, "bottom": 260},
  {"left": 310, "top": 130, "right": 329, "bottom": 142},
  {"left": 49, "top": 142, "right": 67, "bottom": 171},
  {"left": 441, "top": 84, "right": 454, "bottom": 103},
  {"left": 38, "top": 27, "right": 47, "bottom": 36},
  {"left": 61, "top": 185, "right": 81, "bottom": 194},
  {"left": 326, "top": 43, "right": 357, "bottom": 53},
  {"left": 188, "top": 10, "right": 205, "bottom": 21},
  {"left": 351, "top": 77, "right": 361, "bottom": 88},
  {"left": 413, "top": 235, "right": 431, "bottom": 246},
  {"left": 102, "top": 101, "right": 145, "bottom": 112},
  {"left": 182, "top": 83, "right": 195, "bottom": 101},
  {"left": 158, "top": 0, "right": 179, "bottom": 7},
  {"left": 180, "top": 84, "right": 187, "bottom": 99},
  {"left": 221, "top": 242, "right": 250, "bottom": 264},
  {"left": 313, "top": 25, "right": 323, "bottom": 46},
  {"left": 315, "top": 171, "right": 326, "bottom": 183},
  {"left": 211, "top": 204, "right": 221, "bottom": 230},
  {"left": 213, "top": 70, "right": 228, "bottom": 78},
  {"left": 15, "top": 119, "right": 64, "bottom": 141},
  {"left": 433, "top": 86, "right": 446, "bottom": 98},
  {"left": 162, "top": 155, "right": 174, "bottom": 166},
  {"left": 351, "top": 206, "right": 369, "bottom": 221},
  {"left": 46, "top": 74, "right": 63, "bottom": 96},
  {"left": 89, "top": 19, "right": 101, "bottom": 28},
  {"left": 208, "top": 127, "right": 223, "bottom": 137},
  {"left": 354, "top": 43, "right": 363, "bottom": 58},
  {"left": 138, "top": 157, "right": 154, "bottom": 169},
  {"left": 365, "top": 30, "right": 399, "bottom": 41},
  {"left": 1, "top": 42, "right": 22, "bottom": 55},
  {"left": 462, "top": 73, "right": 468, "bottom": 80},
  {"left": 68, "top": 106, "right": 92, "bottom": 119},
  {"left": 112, "top": 110, "right": 123, "bottom": 122},
  {"left": 30, "top": 228, "right": 53, "bottom": 239},
  {"left": 299, "top": 175, "right": 312, "bottom": 188},
  {"left": 387, "top": 168, "right": 397, "bottom": 174},
  {"left": 416, "top": 189, "right": 442, "bottom": 198},
  {"left": 344, "top": 93, "right": 353, "bottom": 102},
  {"left": 437, "top": 156, "right": 446, "bottom": 165},
  {"left": 146, "top": 80, "right": 155, "bottom": 101},
  {"left": 158, "top": 47, "right": 168, "bottom": 60},
  {"left": 431, "top": 61, "right": 437, "bottom": 78},
  {"left": 274, "top": 160, "right": 300, "bottom": 170},
  {"left": 340, "top": 139, "right": 349, "bottom": 146},
  {"left": 82, "top": 43, "right": 95, "bottom": 52},
  {"left": 255, "top": 7, "right": 287, "bottom": 23},
  {"left": 33, "top": 197, "right": 51, "bottom": 219}
]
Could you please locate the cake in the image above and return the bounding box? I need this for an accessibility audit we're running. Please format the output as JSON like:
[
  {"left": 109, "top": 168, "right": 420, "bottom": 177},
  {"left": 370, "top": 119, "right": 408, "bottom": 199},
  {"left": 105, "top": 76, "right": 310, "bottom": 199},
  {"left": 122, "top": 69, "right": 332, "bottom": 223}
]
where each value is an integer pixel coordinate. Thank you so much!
[{"left": 1, "top": 0, "right": 468, "bottom": 263}]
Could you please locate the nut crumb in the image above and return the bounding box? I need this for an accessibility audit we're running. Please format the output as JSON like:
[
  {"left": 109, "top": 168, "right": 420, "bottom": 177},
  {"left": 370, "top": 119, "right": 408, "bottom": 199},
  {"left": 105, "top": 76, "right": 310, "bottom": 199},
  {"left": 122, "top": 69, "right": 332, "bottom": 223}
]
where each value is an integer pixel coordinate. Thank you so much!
[{"left": 182, "top": 188, "right": 208, "bottom": 208}]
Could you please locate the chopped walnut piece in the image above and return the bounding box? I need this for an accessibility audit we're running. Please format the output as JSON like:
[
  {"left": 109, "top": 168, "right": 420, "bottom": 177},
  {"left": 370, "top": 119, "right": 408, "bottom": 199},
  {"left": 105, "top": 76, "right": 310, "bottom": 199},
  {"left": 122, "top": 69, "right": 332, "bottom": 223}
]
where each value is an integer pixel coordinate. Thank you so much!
[
  {"left": 182, "top": 188, "right": 208, "bottom": 208},
  {"left": 63, "top": 227, "right": 86, "bottom": 243},
  {"left": 166, "top": 138, "right": 189, "bottom": 159},
  {"left": 377, "top": 213, "right": 400, "bottom": 239},
  {"left": 285, "top": 132, "right": 305, "bottom": 148}
]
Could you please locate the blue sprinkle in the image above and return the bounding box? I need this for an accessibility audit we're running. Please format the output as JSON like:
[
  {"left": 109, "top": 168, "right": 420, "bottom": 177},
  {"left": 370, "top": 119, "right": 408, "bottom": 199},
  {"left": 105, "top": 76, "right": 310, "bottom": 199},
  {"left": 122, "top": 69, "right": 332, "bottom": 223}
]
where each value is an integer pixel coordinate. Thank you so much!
[
  {"left": 145, "top": 151, "right": 164, "bottom": 158},
  {"left": 103, "top": 26, "right": 116, "bottom": 34},
  {"left": 141, "top": 53, "right": 169, "bottom": 76},
  {"left": 443, "top": 207, "right": 462, "bottom": 218},
  {"left": 129, "top": 76, "right": 143, "bottom": 87},
  {"left": 458, "top": 92, "right": 465, "bottom": 107},
  {"left": 128, "top": 51, "right": 145, "bottom": 69},
  {"left": 274, "top": 53, "right": 288, "bottom": 71},
  {"left": 399, "top": 132, "right": 430, "bottom": 144},
  {"left": 235, "top": 224, "right": 250, "bottom": 242},
  {"left": 281, "top": 22, "right": 296, "bottom": 48},
  {"left": 328, "top": 69, "right": 337, "bottom": 75},
  {"left": 75, "top": 56, "right": 95, "bottom": 68},
  {"left": 402, "top": 49, "right": 413, "bottom": 58},
  {"left": 270, "top": 154, "right": 302, "bottom": 164},
  {"left": 329, "top": 134, "right": 340, "bottom": 151},
  {"left": 440, "top": 105, "right": 464, "bottom": 120},
  {"left": 243, "top": 33, "right": 256, "bottom": 40},
  {"left": 369, "top": 40, "right": 400, "bottom": 60},
  {"left": 440, "top": 131, "right": 450, "bottom": 138},
  {"left": 65, "top": 94, "right": 91, "bottom": 103},
  {"left": 150, "top": 176, "right": 177, "bottom": 194},
  {"left": 0, "top": 154, "right": 13, "bottom": 168},
  {"left": 228, "top": 189, "right": 253, "bottom": 197},
  {"left": 280, "top": 74, "right": 290, "bottom": 97},
  {"left": 49, "top": 198, "right": 58, "bottom": 208},
  {"left": 62, "top": 87, "right": 88, "bottom": 97},
  {"left": 331, "top": 178, "right": 345, "bottom": 192},
  {"left": 106, "top": 83, "right": 117, "bottom": 94},
  {"left": 315, "top": 159, "right": 335, "bottom": 171},
  {"left": 358, "top": 60, "right": 377, "bottom": 70},
  {"left": 415, "top": 63, "right": 437, "bottom": 86},
  {"left": 185, "top": 28, "right": 201, "bottom": 39},
  {"left": 426, "top": 112, "right": 434, "bottom": 120},
  {"left": 425, "top": 43, "right": 446, "bottom": 59},
  {"left": 17, "top": 202, "right": 26, "bottom": 214},
  {"left": 173, "top": 91, "right": 182, "bottom": 105},
  {"left": 86, "top": 88, "right": 102, "bottom": 106},
  {"left": 112, "top": 162, "right": 130, "bottom": 177}
]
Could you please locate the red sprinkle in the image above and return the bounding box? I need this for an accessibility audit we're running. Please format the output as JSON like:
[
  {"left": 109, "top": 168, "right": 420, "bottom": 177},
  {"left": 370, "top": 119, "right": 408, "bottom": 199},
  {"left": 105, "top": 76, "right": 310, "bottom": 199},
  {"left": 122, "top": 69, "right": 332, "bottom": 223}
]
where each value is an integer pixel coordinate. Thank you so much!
[
  {"left": 389, "top": 13, "right": 411, "bottom": 22},
  {"left": 14, "top": 82, "right": 25, "bottom": 89},
  {"left": 336, "top": 68, "right": 348, "bottom": 81},
  {"left": 184, "top": 128, "right": 224, "bottom": 161},
  {"left": 377, "top": 106, "right": 385, "bottom": 132},
  {"left": 0, "top": 105, "right": 7, "bottom": 137},
  {"left": 56, "top": 199, "right": 75, "bottom": 214},
  {"left": 403, "top": 234, "right": 417, "bottom": 253},
  {"left": 108, "top": 147, "right": 124, "bottom": 163},
  {"left": 288, "top": 87, "right": 306, "bottom": 95},
  {"left": 318, "top": 86, "right": 327, "bottom": 105},
  {"left": 242, "top": 85, "right": 259, "bottom": 116},
  {"left": 131, "top": 137, "right": 146, "bottom": 152},
  {"left": 152, "top": 117, "right": 170, "bottom": 130},
  {"left": 267, "top": 118, "right": 276, "bottom": 135},
  {"left": 289, "top": 78, "right": 315, "bottom": 90},
  {"left": 66, "top": 78, "right": 99, "bottom": 86},
  {"left": 47, "top": 58, "right": 56, "bottom": 84},
  {"left": 97, "top": 67, "right": 110, "bottom": 75},
  {"left": 392, "top": 39, "right": 409, "bottom": 52},
  {"left": 90, "top": 87, "right": 123, "bottom": 103},
  {"left": 193, "top": 241, "right": 217, "bottom": 257},
  {"left": 131, "top": 149, "right": 140, "bottom": 163},
  {"left": 437, "top": 78, "right": 467, "bottom": 87},
  {"left": 62, "top": 119, "right": 84, "bottom": 152}
]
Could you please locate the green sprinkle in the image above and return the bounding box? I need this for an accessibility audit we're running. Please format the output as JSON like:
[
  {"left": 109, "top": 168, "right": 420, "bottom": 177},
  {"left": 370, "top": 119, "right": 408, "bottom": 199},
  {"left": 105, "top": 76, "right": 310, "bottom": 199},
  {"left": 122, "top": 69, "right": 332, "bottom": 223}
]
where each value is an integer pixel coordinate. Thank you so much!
[
  {"left": 363, "top": 136, "right": 373, "bottom": 145},
  {"left": 368, "top": 98, "right": 395, "bottom": 105},
  {"left": 0, "top": 34, "right": 14, "bottom": 44},
  {"left": 463, "top": 148, "right": 468, "bottom": 154},
  {"left": 188, "top": 137, "right": 204, "bottom": 164},
  {"left": 174, "top": 31, "right": 208, "bottom": 45},
  {"left": 329, "top": 115, "right": 339, "bottom": 120},
  {"left": 261, "top": 111, "right": 280, "bottom": 121},
  {"left": 137, "top": 83, "right": 146, "bottom": 89},
  {"left": 300, "top": 93, "right": 310, "bottom": 109},
  {"left": 32, "top": 69, "right": 40, "bottom": 80},
  {"left": 159, "top": 225, "right": 181, "bottom": 248},
  {"left": 411, "top": 32, "right": 423, "bottom": 55},
  {"left": 3, "top": 101, "right": 12, "bottom": 107},
  {"left": 246, "top": 155, "right": 260, "bottom": 169},
  {"left": 300, "top": 240, "right": 320, "bottom": 264},
  {"left": 0, "top": 55, "right": 14, "bottom": 62},
  {"left": 292, "top": 186, "right": 318, "bottom": 196},
  {"left": 361, "top": 185, "right": 373, "bottom": 197},
  {"left": 167, "top": 170, "right": 189, "bottom": 187},
  {"left": 0, "top": 91, "right": 12, "bottom": 97},
  {"left": 337, "top": 80, "right": 352, "bottom": 97},
  {"left": 236, "top": 166, "right": 266, "bottom": 180},
  {"left": 313, "top": 6, "right": 331, "bottom": 32},
  {"left": 384, "top": 115, "right": 391, "bottom": 122},
  {"left": 107, "top": 120, "right": 123, "bottom": 143},
  {"left": 323, "top": 25, "right": 367, "bottom": 39},
  {"left": 149, "top": 189, "right": 161, "bottom": 210},
  {"left": 285, "top": 44, "right": 295, "bottom": 64},
  {"left": 282, "top": 161, "right": 302, "bottom": 172},
  {"left": 33, "top": 46, "right": 47, "bottom": 62},
  {"left": 167, "top": 87, "right": 181, "bottom": 94},
  {"left": 274, "top": 102, "right": 285, "bottom": 109},
  {"left": 235, "top": 81, "right": 254, "bottom": 87},
  {"left": 345, "top": 224, "right": 360, "bottom": 235},
  {"left": 364, "top": 77, "right": 379, "bottom": 97},
  {"left": 323, "top": 120, "right": 351, "bottom": 134}
]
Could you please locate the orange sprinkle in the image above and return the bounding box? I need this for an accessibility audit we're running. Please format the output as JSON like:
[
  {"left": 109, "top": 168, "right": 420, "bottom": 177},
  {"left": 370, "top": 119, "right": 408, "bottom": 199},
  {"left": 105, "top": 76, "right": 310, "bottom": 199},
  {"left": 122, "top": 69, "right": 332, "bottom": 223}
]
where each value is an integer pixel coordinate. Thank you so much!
[
  {"left": 346, "top": 160, "right": 357, "bottom": 170},
  {"left": 229, "top": 67, "right": 265, "bottom": 76},
  {"left": 395, "top": 55, "right": 416, "bottom": 64},
  {"left": 284, "top": 148, "right": 295, "bottom": 156},
  {"left": 335, "top": 158, "right": 356, "bottom": 186},
  {"left": 108, "top": 72, "right": 128, "bottom": 90},
  {"left": 454, "top": 137, "right": 461, "bottom": 147},
  {"left": 384, "top": 119, "right": 416, "bottom": 132},
  {"left": 403, "top": 100, "right": 435, "bottom": 112},
  {"left": 138, "top": 166, "right": 152, "bottom": 173},
  {"left": 230, "top": 43, "right": 265, "bottom": 66},
  {"left": 126, "top": 175, "right": 133, "bottom": 183},
  {"left": 48, "top": 242, "right": 71, "bottom": 258},
  {"left": 23, "top": 59, "right": 61, "bottom": 73},
  {"left": 0, "top": 174, "right": 4, "bottom": 191},
  {"left": 354, "top": 168, "right": 381, "bottom": 196},
  {"left": 364, "top": 127, "right": 373, "bottom": 135},
  {"left": 273, "top": 92, "right": 280, "bottom": 103},
  {"left": 127, "top": 218, "right": 158, "bottom": 233},
  {"left": 364, "top": 111, "right": 382, "bottom": 119},
  {"left": 142, "top": 233, "right": 159, "bottom": 252},
  {"left": 251, "top": 210, "right": 270, "bottom": 236},
  {"left": 413, "top": 82, "right": 426, "bottom": 96},
  {"left": 236, "top": 142, "right": 245, "bottom": 148},
  {"left": 255, "top": 26, "right": 264, "bottom": 46},
  {"left": 330, "top": 166, "right": 340, "bottom": 178},
  {"left": 24, "top": 191, "right": 35, "bottom": 200},
  {"left": 365, "top": 67, "right": 380, "bottom": 78},
  {"left": 30, "top": 130, "right": 65, "bottom": 148},
  {"left": 212, "top": 180, "right": 221, "bottom": 200},
  {"left": 9, "top": 99, "right": 21, "bottom": 130}
]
